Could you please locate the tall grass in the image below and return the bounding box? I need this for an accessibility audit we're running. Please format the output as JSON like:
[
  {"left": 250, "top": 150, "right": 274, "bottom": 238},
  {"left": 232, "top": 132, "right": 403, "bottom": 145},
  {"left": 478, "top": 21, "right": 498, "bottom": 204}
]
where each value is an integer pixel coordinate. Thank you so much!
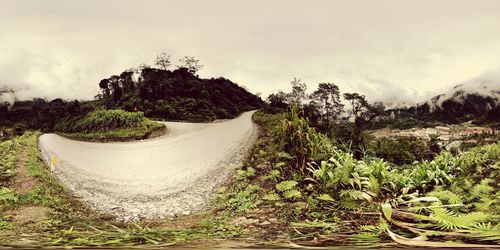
[
  {"left": 253, "top": 108, "right": 500, "bottom": 245},
  {"left": 55, "top": 110, "right": 145, "bottom": 133}
]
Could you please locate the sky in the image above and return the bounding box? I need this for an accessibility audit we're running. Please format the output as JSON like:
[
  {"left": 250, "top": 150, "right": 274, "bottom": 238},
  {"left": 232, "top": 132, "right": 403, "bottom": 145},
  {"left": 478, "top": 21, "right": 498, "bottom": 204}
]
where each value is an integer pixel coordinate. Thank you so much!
[{"left": 1, "top": 0, "right": 500, "bottom": 105}]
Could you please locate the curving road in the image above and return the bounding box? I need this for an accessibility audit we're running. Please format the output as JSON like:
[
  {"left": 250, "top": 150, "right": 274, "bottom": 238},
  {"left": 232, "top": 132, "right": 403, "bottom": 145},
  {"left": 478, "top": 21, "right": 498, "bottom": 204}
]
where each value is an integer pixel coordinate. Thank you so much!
[{"left": 38, "top": 111, "right": 257, "bottom": 221}]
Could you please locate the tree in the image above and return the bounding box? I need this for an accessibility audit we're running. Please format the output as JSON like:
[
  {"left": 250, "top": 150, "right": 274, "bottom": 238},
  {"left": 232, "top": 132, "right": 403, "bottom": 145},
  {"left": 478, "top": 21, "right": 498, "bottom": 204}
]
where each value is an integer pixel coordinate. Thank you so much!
[
  {"left": 108, "top": 75, "right": 123, "bottom": 102},
  {"left": 288, "top": 78, "right": 307, "bottom": 106},
  {"left": 99, "top": 79, "right": 110, "bottom": 98},
  {"left": 343, "top": 93, "right": 385, "bottom": 158},
  {"left": 178, "top": 56, "right": 204, "bottom": 74},
  {"left": 155, "top": 52, "right": 172, "bottom": 70},
  {"left": 119, "top": 70, "right": 136, "bottom": 92},
  {"left": 267, "top": 91, "right": 288, "bottom": 110},
  {"left": 310, "top": 83, "right": 344, "bottom": 133}
]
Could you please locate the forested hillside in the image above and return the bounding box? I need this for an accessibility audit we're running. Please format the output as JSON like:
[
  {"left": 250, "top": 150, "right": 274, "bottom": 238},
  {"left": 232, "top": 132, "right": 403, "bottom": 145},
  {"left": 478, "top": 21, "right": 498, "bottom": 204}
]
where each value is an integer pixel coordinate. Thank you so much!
[
  {"left": 97, "top": 67, "right": 264, "bottom": 121},
  {"left": 0, "top": 63, "right": 263, "bottom": 135},
  {"left": 384, "top": 82, "right": 500, "bottom": 128}
]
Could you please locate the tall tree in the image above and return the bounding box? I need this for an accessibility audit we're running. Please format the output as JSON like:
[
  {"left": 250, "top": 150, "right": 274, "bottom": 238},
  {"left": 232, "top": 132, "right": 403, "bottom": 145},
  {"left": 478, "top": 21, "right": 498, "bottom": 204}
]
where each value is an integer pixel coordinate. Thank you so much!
[
  {"left": 99, "top": 79, "right": 110, "bottom": 98},
  {"left": 288, "top": 78, "right": 307, "bottom": 106},
  {"left": 310, "top": 83, "right": 344, "bottom": 133},
  {"left": 108, "top": 75, "right": 123, "bottom": 102},
  {"left": 155, "top": 52, "right": 172, "bottom": 70},
  {"left": 267, "top": 91, "right": 288, "bottom": 110},
  {"left": 119, "top": 70, "right": 136, "bottom": 92},
  {"left": 343, "top": 93, "right": 385, "bottom": 158},
  {"left": 178, "top": 56, "right": 204, "bottom": 74}
]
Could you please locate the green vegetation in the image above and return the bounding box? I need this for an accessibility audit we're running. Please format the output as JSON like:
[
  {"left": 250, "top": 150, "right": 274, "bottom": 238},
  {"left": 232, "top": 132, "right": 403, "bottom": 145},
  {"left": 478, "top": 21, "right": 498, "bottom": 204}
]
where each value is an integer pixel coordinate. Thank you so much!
[
  {"left": 95, "top": 54, "right": 263, "bottom": 122},
  {"left": 1, "top": 59, "right": 498, "bottom": 247},
  {"left": 0, "top": 133, "right": 244, "bottom": 247},
  {"left": 367, "top": 136, "right": 441, "bottom": 165},
  {"left": 0, "top": 53, "right": 263, "bottom": 134},
  {"left": 216, "top": 107, "right": 499, "bottom": 247},
  {"left": 1, "top": 105, "right": 498, "bottom": 248},
  {"left": 55, "top": 110, "right": 165, "bottom": 141}
]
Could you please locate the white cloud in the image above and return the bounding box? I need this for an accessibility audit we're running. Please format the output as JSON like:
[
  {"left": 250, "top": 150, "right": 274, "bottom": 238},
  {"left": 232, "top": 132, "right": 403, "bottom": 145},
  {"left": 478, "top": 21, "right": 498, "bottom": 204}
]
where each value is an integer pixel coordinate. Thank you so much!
[{"left": 0, "top": 0, "right": 499, "bottom": 103}]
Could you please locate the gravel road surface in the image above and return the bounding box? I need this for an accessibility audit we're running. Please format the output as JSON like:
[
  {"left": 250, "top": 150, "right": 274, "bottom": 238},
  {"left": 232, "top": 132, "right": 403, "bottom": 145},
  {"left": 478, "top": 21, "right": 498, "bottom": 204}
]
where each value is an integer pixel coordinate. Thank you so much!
[{"left": 38, "top": 111, "right": 257, "bottom": 221}]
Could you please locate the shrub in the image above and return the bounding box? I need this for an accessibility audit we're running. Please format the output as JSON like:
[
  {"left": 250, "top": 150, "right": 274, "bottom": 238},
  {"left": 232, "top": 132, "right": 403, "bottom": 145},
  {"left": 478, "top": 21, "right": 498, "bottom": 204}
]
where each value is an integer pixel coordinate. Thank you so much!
[
  {"left": 55, "top": 110, "right": 145, "bottom": 133},
  {"left": 367, "top": 136, "right": 440, "bottom": 165}
]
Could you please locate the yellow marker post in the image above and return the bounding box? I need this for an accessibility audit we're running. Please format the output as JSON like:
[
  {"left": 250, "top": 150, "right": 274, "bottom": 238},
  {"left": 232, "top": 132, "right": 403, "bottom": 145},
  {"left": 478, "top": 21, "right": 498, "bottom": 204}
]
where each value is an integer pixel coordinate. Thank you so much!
[{"left": 51, "top": 156, "right": 57, "bottom": 170}]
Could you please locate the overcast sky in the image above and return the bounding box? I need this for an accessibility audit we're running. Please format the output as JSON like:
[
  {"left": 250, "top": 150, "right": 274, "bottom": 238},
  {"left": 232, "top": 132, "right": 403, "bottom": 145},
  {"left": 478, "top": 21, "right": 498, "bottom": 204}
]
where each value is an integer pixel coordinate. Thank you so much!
[{"left": 1, "top": 0, "right": 499, "bottom": 104}]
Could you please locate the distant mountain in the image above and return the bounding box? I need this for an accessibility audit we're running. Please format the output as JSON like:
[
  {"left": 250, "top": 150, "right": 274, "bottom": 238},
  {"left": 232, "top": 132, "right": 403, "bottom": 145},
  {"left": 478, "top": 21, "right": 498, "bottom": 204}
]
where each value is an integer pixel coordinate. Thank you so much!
[{"left": 387, "top": 80, "right": 499, "bottom": 126}]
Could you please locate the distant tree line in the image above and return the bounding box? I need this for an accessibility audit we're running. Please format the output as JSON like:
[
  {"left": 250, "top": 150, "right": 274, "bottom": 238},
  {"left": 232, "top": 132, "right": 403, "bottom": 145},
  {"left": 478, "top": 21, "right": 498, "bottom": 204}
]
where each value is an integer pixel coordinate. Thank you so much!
[{"left": 0, "top": 98, "right": 94, "bottom": 133}]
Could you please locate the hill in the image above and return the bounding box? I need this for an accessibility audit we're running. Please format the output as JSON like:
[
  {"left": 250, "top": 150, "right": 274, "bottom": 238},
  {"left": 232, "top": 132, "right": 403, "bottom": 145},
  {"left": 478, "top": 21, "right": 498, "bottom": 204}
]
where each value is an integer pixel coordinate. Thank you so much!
[
  {"left": 0, "top": 66, "right": 263, "bottom": 134},
  {"left": 97, "top": 67, "right": 264, "bottom": 122},
  {"left": 383, "top": 80, "right": 499, "bottom": 128}
]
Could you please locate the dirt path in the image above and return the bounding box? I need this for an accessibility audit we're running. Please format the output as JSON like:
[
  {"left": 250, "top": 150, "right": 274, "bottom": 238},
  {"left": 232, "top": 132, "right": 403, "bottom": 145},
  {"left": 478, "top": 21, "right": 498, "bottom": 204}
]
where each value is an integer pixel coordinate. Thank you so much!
[
  {"left": 38, "top": 111, "right": 258, "bottom": 221},
  {"left": 10, "top": 142, "right": 48, "bottom": 226},
  {"left": 13, "top": 147, "right": 35, "bottom": 194}
]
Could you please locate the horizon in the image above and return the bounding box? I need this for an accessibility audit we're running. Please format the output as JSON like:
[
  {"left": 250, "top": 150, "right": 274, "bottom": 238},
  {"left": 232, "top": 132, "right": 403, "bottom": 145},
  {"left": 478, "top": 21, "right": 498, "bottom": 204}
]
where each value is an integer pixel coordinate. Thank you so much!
[{"left": 1, "top": 0, "right": 500, "bottom": 104}]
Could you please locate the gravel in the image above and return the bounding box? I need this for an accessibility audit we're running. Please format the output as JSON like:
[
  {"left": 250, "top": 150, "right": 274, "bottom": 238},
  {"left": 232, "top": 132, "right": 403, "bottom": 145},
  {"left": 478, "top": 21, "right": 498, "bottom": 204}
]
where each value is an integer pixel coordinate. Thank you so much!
[{"left": 38, "top": 111, "right": 258, "bottom": 221}]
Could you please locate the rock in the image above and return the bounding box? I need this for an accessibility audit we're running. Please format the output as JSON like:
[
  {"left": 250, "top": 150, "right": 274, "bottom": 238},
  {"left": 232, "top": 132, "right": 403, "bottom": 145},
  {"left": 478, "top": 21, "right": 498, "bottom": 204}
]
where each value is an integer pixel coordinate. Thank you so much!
[
  {"left": 232, "top": 216, "right": 259, "bottom": 226},
  {"left": 182, "top": 211, "right": 191, "bottom": 216},
  {"left": 269, "top": 218, "right": 278, "bottom": 223},
  {"left": 291, "top": 202, "right": 308, "bottom": 209},
  {"left": 255, "top": 163, "right": 268, "bottom": 170},
  {"left": 259, "top": 221, "right": 271, "bottom": 226}
]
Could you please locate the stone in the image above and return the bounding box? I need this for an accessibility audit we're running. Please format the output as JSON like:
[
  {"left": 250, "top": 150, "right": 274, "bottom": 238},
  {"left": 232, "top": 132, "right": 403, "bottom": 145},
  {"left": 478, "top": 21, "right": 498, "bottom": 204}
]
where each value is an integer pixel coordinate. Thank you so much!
[{"left": 259, "top": 221, "right": 271, "bottom": 226}]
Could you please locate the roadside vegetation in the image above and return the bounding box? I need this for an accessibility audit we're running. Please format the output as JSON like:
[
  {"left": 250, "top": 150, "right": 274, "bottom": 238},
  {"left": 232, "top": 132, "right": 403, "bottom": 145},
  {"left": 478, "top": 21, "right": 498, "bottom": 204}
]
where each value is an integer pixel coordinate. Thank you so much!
[
  {"left": 0, "top": 133, "right": 245, "bottom": 248},
  {"left": 217, "top": 108, "right": 499, "bottom": 247},
  {"left": 55, "top": 110, "right": 165, "bottom": 142},
  {"left": 0, "top": 53, "right": 263, "bottom": 135},
  {"left": 0, "top": 62, "right": 498, "bottom": 247}
]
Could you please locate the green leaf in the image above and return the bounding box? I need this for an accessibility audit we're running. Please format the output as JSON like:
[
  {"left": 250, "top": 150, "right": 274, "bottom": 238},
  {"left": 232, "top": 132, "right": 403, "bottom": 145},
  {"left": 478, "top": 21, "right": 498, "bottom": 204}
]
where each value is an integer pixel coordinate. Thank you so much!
[
  {"left": 381, "top": 203, "right": 392, "bottom": 221},
  {"left": 276, "top": 180, "right": 298, "bottom": 192},
  {"left": 283, "top": 189, "right": 302, "bottom": 199},
  {"left": 262, "top": 193, "right": 281, "bottom": 201},
  {"left": 318, "top": 194, "right": 335, "bottom": 202}
]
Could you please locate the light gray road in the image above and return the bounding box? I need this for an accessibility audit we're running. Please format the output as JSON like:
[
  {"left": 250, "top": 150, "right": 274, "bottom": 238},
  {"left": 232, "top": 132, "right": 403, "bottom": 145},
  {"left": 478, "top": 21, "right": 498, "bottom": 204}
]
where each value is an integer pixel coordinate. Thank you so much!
[{"left": 38, "top": 111, "right": 257, "bottom": 220}]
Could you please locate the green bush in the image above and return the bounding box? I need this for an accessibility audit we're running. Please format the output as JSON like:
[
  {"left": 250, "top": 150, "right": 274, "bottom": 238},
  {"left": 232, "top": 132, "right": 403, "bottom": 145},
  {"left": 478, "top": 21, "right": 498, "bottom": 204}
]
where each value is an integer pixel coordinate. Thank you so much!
[
  {"left": 367, "top": 136, "right": 440, "bottom": 165},
  {"left": 55, "top": 110, "right": 145, "bottom": 133}
]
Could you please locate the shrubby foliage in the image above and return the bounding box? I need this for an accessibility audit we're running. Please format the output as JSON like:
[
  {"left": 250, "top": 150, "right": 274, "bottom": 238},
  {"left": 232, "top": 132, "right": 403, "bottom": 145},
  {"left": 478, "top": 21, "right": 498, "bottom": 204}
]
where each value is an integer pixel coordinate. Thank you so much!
[
  {"left": 98, "top": 67, "right": 263, "bottom": 122},
  {"left": 0, "top": 99, "right": 93, "bottom": 133},
  {"left": 234, "top": 108, "right": 499, "bottom": 246},
  {"left": 265, "top": 79, "right": 385, "bottom": 159},
  {"left": 55, "top": 110, "right": 145, "bottom": 133},
  {"left": 367, "top": 136, "right": 441, "bottom": 165}
]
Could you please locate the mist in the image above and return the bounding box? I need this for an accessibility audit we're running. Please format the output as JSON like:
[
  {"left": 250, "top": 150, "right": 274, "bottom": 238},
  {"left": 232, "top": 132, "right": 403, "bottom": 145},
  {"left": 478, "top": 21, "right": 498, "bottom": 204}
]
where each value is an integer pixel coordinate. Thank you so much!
[{"left": 1, "top": 0, "right": 500, "bottom": 104}]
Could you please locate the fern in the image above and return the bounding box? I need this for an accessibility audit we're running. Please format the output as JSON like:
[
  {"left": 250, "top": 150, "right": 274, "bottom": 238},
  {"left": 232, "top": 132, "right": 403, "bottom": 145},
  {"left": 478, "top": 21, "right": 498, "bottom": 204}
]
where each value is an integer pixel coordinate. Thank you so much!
[
  {"left": 0, "top": 188, "right": 18, "bottom": 204},
  {"left": 262, "top": 193, "right": 281, "bottom": 201},
  {"left": 339, "top": 189, "right": 372, "bottom": 202},
  {"left": 470, "top": 179, "right": 494, "bottom": 199},
  {"left": 276, "top": 180, "right": 298, "bottom": 192},
  {"left": 430, "top": 208, "right": 489, "bottom": 230},
  {"left": 427, "top": 190, "right": 463, "bottom": 205},
  {"left": 317, "top": 194, "right": 335, "bottom": 202},
  {"left": 264, "top": 169, "right": 280, "bottom": 182},
  {"left": 283, "top": 190, "right": 302, "bottom": 200}
]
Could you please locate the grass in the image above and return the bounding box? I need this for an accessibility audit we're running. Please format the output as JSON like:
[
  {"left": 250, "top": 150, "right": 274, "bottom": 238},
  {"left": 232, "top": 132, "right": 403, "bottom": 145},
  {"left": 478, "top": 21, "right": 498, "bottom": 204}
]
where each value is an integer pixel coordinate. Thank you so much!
[
  {"left": 214, "top": 109, "right": 500, "bottom": 247},
  {"left": 55, "top": 110, "right": 166, "bottom": 142},
  {"left": 59, "top": 119, "right": 165, "bottom": 142},
  {"left": 0, "top": 133, "right": 245, "bottom": 248},
  {"left": 1, "top": 109, "right": 498, "bottom": 248}
]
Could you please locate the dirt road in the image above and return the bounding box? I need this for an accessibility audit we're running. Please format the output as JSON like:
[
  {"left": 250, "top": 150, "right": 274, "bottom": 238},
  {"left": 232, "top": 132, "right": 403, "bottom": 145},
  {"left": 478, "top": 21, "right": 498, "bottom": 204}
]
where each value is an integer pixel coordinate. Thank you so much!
[{"left": 38, "top": 111, "right": 257, "bottom": 221}]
